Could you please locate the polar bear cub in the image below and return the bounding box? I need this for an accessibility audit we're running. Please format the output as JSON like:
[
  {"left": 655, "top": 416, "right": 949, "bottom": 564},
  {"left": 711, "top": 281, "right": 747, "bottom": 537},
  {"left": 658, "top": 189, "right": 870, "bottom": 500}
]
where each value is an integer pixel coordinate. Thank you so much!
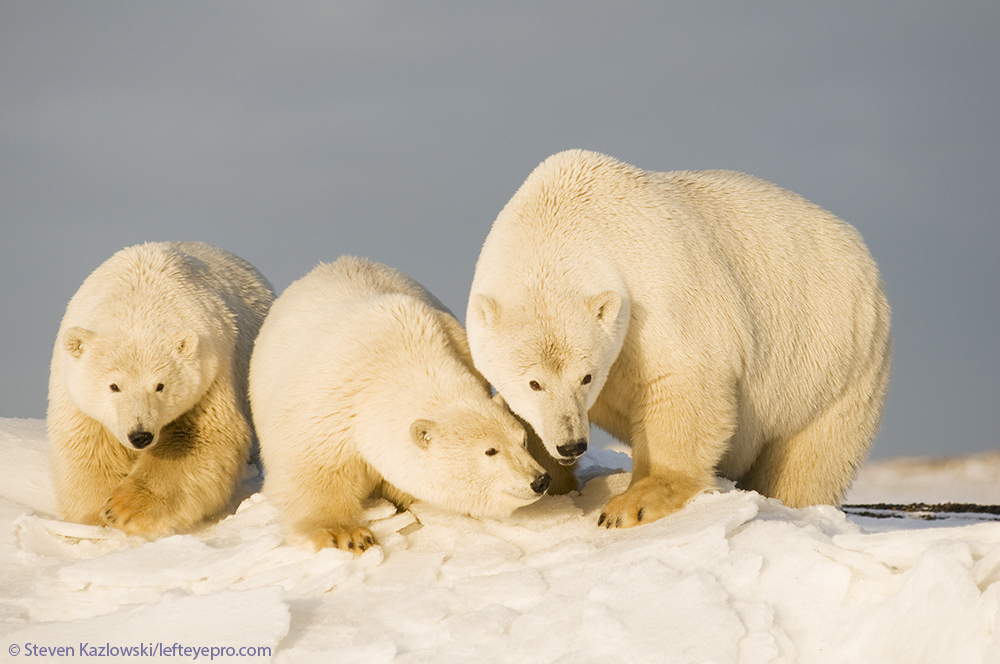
[
  {"left": 468, "top": 150, "right": 891, "bottom": 528},
  {"left": 250, "top": 256, "right": 551, "bottom": 553},
  {"left": 48, "top": 241, "right": 274, "bottom": 536}
]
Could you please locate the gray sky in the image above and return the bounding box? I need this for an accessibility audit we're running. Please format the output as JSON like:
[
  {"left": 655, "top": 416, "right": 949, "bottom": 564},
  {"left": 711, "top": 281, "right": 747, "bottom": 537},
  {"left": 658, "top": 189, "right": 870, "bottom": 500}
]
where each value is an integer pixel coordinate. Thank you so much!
[{"left": 2, "top": 2, "right": 997, "bottom": 460}]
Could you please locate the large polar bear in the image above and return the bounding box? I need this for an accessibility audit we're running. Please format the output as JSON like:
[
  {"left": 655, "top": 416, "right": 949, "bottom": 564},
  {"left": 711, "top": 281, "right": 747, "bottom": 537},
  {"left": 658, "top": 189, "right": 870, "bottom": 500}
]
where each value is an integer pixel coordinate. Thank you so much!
[
  {"left": 249, "top": 256, "right": 552, "bottom": 553},
  {"left": 48, "top": 241, "right": 274, "bottom": 537},
  {"left": 467, "top": 150, "right": 892, "bottom": 528}
]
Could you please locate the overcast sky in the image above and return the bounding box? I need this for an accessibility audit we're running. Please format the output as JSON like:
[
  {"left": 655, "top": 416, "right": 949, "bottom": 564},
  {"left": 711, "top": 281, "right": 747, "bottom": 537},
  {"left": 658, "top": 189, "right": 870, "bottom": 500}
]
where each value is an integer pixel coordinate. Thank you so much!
[{"left": 2, "top": 2, "right": 997, "bottom": 460}]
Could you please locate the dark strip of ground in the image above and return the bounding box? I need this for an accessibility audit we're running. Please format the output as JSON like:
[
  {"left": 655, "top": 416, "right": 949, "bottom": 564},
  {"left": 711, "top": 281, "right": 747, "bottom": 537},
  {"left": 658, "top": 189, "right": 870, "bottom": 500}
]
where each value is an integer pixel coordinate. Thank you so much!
[{"left": 843, "top": 503, "right": 1000, "bottom": 521}]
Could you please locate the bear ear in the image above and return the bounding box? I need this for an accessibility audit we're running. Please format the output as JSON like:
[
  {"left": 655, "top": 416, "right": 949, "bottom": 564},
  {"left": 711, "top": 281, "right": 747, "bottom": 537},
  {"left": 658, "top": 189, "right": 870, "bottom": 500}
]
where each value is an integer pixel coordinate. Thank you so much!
[
  {"left": 470, "top": 294, "right": 501, "bottom": 327},
  {"left": 410, "top": 419, "right": 436, "bottom": 450},
  {"left": 172, "top": 330, "right": 200, "bottom": 359},
  {"left": 587, "top": 291, "right": 621, "bottom": 331},
  {"left": 63, "top": 327, "right": 95, "bottom": 359}
]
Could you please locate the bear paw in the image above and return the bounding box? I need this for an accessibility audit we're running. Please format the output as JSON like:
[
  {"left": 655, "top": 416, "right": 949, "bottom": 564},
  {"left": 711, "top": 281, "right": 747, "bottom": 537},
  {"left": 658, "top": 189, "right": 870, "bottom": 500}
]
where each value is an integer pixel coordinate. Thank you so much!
[
  {"left": 597, "top": 475, "right": 704, "bottom": 528},
  {"left": 101, "top": 481, "right": 175, "bottom": 538},
  {"left": 301, "top": 525, "right": 377, "bottom": 555}
]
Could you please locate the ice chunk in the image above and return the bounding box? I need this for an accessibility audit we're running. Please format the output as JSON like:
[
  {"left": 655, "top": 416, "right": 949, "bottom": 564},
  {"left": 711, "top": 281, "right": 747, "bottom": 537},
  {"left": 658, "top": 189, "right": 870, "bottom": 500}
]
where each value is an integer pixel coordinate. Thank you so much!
[
  {"left": 15, "top": 513, "right": 140, "bottom": 561},
  {"left": 839, "top": 540, "right": 995, "bottom": 662}
]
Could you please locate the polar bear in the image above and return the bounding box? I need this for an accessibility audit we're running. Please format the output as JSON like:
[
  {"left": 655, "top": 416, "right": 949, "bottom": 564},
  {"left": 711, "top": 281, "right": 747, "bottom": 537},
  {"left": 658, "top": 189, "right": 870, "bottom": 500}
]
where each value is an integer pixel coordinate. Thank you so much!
[
  {"left": 48, "top": 241, "right": 274, "bottom": 537},
  {"left": 467, "top": 150, "right": 892, "bottom": 528},
  {"left": 250, "top": 256, "right": 552, "bottom": 553}
]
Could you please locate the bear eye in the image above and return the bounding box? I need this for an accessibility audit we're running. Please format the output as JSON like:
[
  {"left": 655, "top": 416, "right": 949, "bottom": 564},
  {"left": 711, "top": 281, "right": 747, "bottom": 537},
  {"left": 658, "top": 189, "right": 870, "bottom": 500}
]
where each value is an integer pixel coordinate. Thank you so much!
[
  {"left": 582, "top": 374, "right": 592, "bottom": 385},
  {"left": 485, "top": 448, "right": 498, "bottom": 457},
  {"left": 529, "top": 380, "right": 542, "bottom": 391},
  {"left": 156, "top": 383, "right": 164, "bottom": 392},
  {"left": 109, "top": 384, "right": 120, "bottom": 393}
]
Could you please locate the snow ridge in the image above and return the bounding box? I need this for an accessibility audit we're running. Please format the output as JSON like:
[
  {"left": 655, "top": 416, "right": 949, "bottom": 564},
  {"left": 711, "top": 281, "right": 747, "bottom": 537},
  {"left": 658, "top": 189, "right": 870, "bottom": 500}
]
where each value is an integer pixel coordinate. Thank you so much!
[{"left": 1, "top": 418, "right": 999, "bottom": 663}]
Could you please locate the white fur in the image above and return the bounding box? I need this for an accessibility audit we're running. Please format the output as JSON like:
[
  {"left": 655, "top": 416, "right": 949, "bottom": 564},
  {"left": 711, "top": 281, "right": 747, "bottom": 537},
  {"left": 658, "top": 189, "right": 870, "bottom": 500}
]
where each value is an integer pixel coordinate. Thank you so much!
[
  {"left": 250, "top": 256, "right": 549, "bottom": 552},
  {"left": 468, "top": 150, "right": 891, "bottom": 527},
  {"left": 48, "top": 242, "right": 274, "bottom": 536}
]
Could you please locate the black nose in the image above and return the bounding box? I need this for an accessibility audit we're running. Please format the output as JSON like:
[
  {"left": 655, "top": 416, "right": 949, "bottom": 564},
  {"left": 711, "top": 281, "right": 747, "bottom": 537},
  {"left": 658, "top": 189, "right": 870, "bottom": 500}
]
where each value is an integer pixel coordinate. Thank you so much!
[
  {"left": 531, "top": 473, "right": 551, "bottom": 495},
  {"left": 556, "top": 438, "right": 588, "bottom": 459},
  {"left": 128, "top": 430, "right": 154, "bottom": 449}
]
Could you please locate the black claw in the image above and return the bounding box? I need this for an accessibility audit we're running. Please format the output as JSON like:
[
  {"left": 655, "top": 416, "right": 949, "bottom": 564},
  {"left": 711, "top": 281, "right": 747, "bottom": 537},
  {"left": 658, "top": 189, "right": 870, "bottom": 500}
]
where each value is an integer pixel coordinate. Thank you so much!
[
  {"left": 365, "top": 536, "right": 374, "bottom": 545},
  {"left": 637, "top": 508, "right": 644, "bottom": 522},
  {"left": 615, "top": 516, "right": 622, "bottom": 528},
  {"left": 359, "top": 543, "right": 367, "bottom": 552},
  {"left": 597, "top": 513, "right": 606, "bottom": 526},
  {"left": 348, "top": 541, "right": 355, "bottom": 550}
]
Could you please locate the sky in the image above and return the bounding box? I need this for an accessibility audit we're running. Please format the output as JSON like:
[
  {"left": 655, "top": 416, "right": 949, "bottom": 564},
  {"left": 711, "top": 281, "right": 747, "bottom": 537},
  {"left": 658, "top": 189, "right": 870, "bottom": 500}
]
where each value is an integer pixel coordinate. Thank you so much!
[{"left": 1, "top": 2, "right": 997, "bottom": 460}]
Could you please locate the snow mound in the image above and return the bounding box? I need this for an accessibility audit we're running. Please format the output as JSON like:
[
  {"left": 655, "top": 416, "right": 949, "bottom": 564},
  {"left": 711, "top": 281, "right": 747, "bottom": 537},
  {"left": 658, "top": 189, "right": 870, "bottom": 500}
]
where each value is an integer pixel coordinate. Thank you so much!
[
  {"left": 2, "top": 417, "right": 1000, "bottom": 662},
  {"left": 0, "top": 417, "right": 57, "bottom": 516}
]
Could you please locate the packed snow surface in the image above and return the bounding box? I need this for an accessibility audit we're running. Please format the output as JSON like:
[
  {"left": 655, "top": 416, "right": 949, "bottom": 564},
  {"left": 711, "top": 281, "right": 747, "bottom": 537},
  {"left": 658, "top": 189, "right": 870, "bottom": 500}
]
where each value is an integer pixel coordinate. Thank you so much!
[{"left": 1, "top": 416, "right": 999, "bottom": 663}]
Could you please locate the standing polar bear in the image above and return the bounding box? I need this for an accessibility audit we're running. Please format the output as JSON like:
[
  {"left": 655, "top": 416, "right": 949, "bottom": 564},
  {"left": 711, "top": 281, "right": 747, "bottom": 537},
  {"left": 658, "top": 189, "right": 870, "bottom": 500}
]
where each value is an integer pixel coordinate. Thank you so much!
[
  {"left": 250, "top": 256, "right": 552, "bottom": 554},
  {"left": 48, "top": 242, "right": 274, "bottom": 537},
  {"left": 467, "top": 150, "right": 891, "bottom": 528}
]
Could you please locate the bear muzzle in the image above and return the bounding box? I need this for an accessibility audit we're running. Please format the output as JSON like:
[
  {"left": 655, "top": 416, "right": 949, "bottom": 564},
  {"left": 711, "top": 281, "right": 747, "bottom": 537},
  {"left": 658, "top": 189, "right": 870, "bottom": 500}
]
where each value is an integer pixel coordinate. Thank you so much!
[
  {"left": 127, "top": 429, "right": 155, "bottom": 449},
  {"left": 531, "top": 473, "right": 552, "bottom": 496},
  {"left": 555, "top": 438, "right": 588, "bottom": 463}
]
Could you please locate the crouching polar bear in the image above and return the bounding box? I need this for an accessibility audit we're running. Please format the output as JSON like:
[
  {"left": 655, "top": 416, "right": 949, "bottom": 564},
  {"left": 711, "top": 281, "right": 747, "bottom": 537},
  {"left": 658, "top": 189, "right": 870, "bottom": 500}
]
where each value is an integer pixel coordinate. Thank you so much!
[
  {"left": 48, "top": 241, "right": 274, "bottom": 536},
  {"left": 249, "top": 256, "right": 553, "bottom": 553},
  {"left": 467, "top": 150, "right": 891, "bottom": 528}
]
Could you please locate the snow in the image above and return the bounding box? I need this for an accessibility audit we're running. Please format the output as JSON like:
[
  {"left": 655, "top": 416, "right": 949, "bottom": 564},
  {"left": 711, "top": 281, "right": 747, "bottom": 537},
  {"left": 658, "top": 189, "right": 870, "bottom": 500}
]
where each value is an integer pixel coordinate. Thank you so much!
[
  {"left": 1, "top": 416, "right": 999, "bottom": 663},
  {"left": 846, "top": 452, "right": 1000, "bottom": 505}
]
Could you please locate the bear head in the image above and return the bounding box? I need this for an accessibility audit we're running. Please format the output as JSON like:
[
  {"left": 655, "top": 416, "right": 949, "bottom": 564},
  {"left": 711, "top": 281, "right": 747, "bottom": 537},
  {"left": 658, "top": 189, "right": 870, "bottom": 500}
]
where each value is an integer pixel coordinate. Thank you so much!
[
  {"left": 467, "top": 289, "right": 628, "bottom": 465},
  {"left": 403, "top": 401, "right": 551, "bottom": 518},
  {"left": 61, "top": 326, "right": 220, "bottom": 451}
]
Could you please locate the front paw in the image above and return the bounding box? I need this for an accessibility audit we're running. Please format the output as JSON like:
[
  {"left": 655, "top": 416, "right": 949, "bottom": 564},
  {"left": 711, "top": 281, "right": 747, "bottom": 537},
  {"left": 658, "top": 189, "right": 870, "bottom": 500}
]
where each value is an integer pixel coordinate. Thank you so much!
[
  {"left": 597, "top": 475, "right": 705, "bottom": 528},
  {"left": 296, "top": 525, "right": 377, "bottom": 555},
  {"left": 101, "top": 481, "right": 172, "bottom": 538}
]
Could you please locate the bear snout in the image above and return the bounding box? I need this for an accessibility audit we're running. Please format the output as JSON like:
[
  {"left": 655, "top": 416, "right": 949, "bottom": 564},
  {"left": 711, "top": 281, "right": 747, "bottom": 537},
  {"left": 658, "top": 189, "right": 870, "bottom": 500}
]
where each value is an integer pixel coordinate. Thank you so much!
[
  {"left": 531, "top": 473, "right": 551, "bottom": 495},
  {"left": 555, "top": 438, "right": 587, "bottom": 461},
  {"left": 128, "top": 430, "right": 154, "bottom": 449}
]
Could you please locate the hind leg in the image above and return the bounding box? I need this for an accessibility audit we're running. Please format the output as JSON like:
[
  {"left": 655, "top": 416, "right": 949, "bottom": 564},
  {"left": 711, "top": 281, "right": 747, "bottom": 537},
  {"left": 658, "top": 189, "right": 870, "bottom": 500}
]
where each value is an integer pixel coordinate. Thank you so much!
[{"left": 739, "top": 385, "right": 885, "bottom": 507}]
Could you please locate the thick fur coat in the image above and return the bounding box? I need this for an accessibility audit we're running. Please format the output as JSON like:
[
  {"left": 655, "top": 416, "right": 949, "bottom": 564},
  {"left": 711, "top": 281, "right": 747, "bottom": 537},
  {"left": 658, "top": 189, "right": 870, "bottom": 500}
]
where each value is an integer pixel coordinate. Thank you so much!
[
  {"left": 48, "top": 242, "right": 274, "bottom": 537},
  {"left": 250, "top": 257, "right": 551, "bottom": 553},
  {"left": 468, "top": 150, "right": 891, "bottom": 527}
]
